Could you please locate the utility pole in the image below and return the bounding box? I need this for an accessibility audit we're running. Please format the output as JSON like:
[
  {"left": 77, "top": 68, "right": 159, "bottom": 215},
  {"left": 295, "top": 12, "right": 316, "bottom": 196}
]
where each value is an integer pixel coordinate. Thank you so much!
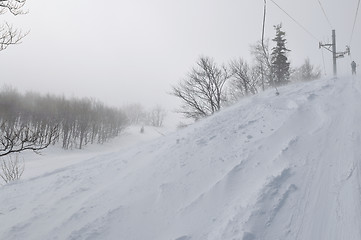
[
  {"left": 261, "top": 0, "right": 279, "bottom": 94},
  {"left": 261, "top": 0, "right": 267, "bottom": 92},
  {"left": 319, "top": 29, "right": 350, "bottom": 77},
  {"left": 332, "top": 30, "right": 337, "bottom": 76}
]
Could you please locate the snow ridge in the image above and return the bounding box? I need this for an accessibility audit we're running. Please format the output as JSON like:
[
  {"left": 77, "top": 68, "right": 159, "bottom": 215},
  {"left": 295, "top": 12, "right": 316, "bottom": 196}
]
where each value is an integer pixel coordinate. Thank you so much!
[{"left": 1, "top": 77, "right": 361, "bottom": 240}]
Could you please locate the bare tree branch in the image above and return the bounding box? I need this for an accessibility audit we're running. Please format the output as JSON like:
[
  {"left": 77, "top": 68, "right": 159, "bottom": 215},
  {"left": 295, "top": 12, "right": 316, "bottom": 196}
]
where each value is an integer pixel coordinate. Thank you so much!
[
  {"left": 0, "top": 0, "right": 27, "bottom": 15},
  {"left": 0, "top": 0, "right": 28, "bottom": 52},
  {"left": 0, "top": 121, "right": 59, "bottom": 157},
  {"left": 0, "top": 23, "right": 28, "bottom": 51}
]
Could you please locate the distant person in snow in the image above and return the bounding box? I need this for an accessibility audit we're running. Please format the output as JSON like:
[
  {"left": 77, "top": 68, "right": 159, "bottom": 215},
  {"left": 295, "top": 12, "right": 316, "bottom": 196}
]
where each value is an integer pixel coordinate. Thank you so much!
[{"left": 351, "top": 61, "right": 357, "bottom": 75}]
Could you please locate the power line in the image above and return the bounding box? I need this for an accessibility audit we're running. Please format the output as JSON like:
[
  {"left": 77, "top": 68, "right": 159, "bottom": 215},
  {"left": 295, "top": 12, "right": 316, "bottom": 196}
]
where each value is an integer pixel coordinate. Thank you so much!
[
  {"left": 269, "top": 0, "right": 320, "bottom": 43},
  {"left": 316, "top": 0, "right": 333, "bottom": 29},
  {"left": 349, "top": 0, "right": 361, "bottom": 46}
]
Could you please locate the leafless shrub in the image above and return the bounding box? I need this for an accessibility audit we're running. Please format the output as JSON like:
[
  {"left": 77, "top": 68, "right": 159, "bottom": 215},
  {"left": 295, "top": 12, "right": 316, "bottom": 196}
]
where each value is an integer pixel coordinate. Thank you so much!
[{"left": 0, "top": 155, "right": 24, "bottom": 184}]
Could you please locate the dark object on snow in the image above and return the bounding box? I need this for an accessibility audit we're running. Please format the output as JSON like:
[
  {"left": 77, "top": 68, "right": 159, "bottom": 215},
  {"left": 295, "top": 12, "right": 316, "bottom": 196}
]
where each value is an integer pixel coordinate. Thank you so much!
[
  {"left": 140, "top": 126, "right": 144, "bottom": 134},
  {"left": 351, "top": 61, "right": 357, "bottom": 75}
]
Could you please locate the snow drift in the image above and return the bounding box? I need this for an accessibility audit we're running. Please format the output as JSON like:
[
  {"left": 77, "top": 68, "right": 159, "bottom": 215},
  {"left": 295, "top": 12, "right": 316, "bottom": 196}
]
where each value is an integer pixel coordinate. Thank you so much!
[{"left": 1, "top": 76, "right": 361, "bottom": 240}]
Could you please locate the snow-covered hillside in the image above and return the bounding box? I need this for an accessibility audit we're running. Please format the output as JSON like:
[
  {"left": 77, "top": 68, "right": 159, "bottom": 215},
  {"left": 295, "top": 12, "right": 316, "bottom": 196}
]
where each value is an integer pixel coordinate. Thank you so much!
[{"left": 1, "top": 76, "right": 361, "bottom": 240}]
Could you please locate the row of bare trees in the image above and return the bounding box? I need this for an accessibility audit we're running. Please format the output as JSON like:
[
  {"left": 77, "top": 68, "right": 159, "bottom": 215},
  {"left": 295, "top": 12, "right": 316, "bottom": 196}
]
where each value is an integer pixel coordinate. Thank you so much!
[
  {"left": 171, "top": 55, "right": 263, "bottom": 121},
  {"left": 0, "top": 87, "right": 128, "bottom": 153},
  {"left": 172, "top": 41, "right": 321, "bottom": 121}
]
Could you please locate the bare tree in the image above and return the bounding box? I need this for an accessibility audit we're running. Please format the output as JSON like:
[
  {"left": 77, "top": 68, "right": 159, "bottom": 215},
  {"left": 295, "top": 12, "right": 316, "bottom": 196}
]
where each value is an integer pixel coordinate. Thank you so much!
[
  {"left": 228, "top": 58, "right": 258, "bottom": 101},
  {"left": 0, "top": 0, "right": 28, "bottom": 51},
  {"left": 0, "top": 121, "right": 58, "bottom": 157},
  {"left": 147, "top": 105, "right": 166, "bottom": 127},
  {"left": 292, "top": 58, "right": 321, "bottom": 82},
  {"left": 123, "top": 103, "right": 146, "bottom": 125},
  {"left": 171, "top": 56, "right": 230, "bottom": 120},
  {"left": 250, "top": 40, "right": 272, "bottom": 91}
]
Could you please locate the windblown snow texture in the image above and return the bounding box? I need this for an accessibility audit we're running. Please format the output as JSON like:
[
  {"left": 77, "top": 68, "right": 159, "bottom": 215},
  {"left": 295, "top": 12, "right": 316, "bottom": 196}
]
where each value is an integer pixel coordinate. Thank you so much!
[{"left": 1, "top": 77, "right": 361, "bottom": 240}]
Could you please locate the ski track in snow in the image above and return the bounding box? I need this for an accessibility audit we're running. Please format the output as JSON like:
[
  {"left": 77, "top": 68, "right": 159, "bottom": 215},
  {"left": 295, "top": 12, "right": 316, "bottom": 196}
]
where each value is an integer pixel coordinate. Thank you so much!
[{"left": 1, "top": 77, "right": 361, "bottom": 240}]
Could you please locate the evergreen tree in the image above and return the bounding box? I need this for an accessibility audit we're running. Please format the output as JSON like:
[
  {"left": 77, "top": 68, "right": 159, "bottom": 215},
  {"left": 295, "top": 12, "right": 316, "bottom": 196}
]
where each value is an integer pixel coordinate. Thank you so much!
[{"left": 271, "top": 24, "right": 290, "bottom": 86}]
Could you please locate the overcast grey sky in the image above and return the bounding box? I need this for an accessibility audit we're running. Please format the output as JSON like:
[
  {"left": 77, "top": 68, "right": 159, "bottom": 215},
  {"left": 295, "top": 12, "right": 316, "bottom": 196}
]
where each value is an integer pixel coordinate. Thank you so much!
[{"left": 0, "top": 0, "right": 360, "bottom": 110}]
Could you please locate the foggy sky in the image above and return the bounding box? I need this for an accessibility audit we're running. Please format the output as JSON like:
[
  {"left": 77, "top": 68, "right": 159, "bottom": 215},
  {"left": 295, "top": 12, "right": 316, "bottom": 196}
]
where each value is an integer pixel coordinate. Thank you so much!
[{"left": 0, "top": 0, "right": 359, "bottom": 110}]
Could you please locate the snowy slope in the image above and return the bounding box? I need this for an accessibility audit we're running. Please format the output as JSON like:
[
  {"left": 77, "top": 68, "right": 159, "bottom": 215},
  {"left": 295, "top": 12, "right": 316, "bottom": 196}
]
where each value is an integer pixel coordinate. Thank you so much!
[
  {"left": 20, "top": 125, "right": 172, "bottom": 180},
  {"left": 1, "top": 76, "right": 361, "bottom": 240}
]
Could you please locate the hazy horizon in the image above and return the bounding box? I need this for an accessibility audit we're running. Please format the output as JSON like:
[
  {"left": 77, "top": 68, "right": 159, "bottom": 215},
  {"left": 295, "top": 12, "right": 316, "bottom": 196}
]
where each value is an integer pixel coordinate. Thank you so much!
[{"left": 0, "top": 0, "right": 359, "bottom": 110}]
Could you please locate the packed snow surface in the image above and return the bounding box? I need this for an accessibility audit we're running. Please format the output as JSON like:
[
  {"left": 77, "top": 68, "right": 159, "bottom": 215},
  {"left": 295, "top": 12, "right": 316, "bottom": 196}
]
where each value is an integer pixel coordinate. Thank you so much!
[{"left": 1, "top": 76, "right": 361, "bottom": 240}]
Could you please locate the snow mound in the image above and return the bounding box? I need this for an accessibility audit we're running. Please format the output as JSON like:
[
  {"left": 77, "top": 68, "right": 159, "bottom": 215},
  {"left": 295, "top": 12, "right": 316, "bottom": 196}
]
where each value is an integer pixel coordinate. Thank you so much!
[{"left": 1, "top": 77, "right": 361, "bottom": 240}]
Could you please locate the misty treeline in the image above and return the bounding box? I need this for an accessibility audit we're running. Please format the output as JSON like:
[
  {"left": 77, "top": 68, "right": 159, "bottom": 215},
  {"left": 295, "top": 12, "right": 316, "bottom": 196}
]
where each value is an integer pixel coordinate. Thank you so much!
[
  {"left": 123, "top": 104, "right": 167, "bottom": 128},
  {"left": 0, "top": 87, "right": 128, "bottom": 151},
  {"left": 0, "top": 87, "right": 167, "bottom": 184},
  {"left": 172, "top": 24, "right": 321, "bottom": 120}
]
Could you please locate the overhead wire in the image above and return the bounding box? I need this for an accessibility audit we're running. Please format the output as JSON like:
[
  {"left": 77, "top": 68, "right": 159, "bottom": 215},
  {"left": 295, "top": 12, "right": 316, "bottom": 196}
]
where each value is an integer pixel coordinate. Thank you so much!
[
  {"left": 269, "top": 0, "right": 320, "bottom": 43},
  {"left": 316, "top": 0, "right": 333, "bottom": 29},
  {"left": 349, "top": 0, "right": 361, "bottom": 46},
  {"left": 262, "top": 0, "right": 279, "bottom": 94},
  {"left": 268, "top": 0, "right": 334, "bottom": 76},
  {"left": 267, "top": 0, "right": 334, "bottom": 76},
  {"left": 268, "top": 0, "right": 359, "bottom": 76}
]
